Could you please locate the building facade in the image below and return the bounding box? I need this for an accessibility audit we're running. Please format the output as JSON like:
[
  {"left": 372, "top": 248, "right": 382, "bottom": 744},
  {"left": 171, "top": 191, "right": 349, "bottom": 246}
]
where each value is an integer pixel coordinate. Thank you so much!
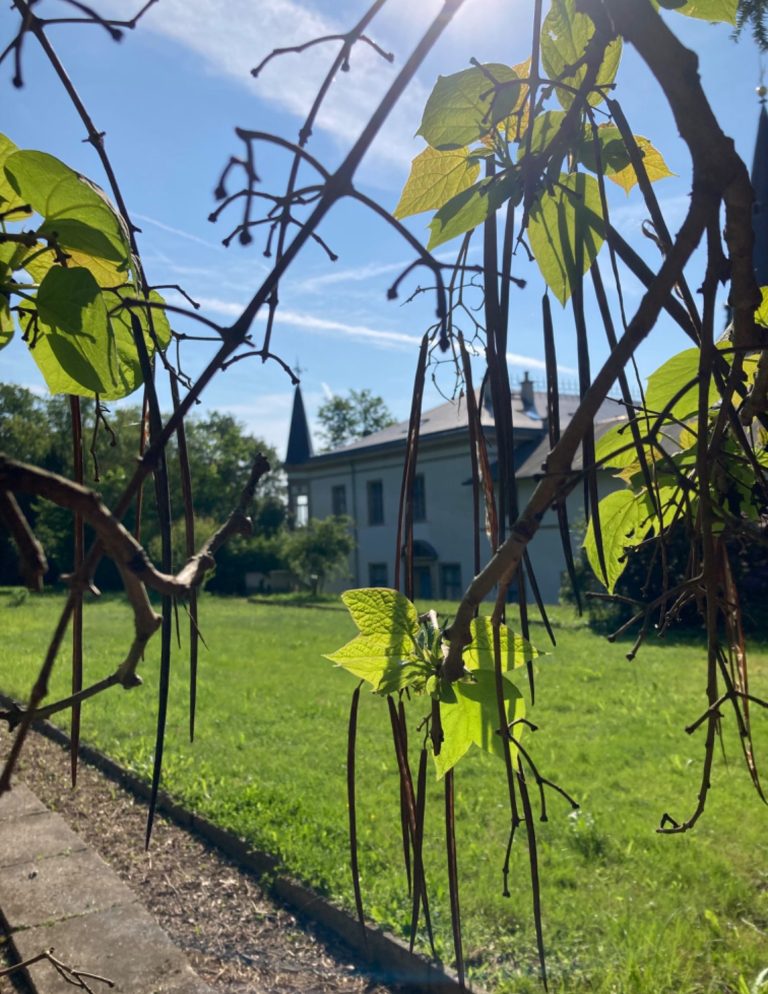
[{"left": 284, "top": 375, "right": 623, "bottom": 603}]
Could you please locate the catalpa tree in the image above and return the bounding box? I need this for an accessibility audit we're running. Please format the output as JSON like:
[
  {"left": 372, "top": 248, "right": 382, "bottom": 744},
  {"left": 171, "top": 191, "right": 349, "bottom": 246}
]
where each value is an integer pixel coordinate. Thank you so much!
[{"left": 1, "top": 0, "right": 767, "bottom": 990}]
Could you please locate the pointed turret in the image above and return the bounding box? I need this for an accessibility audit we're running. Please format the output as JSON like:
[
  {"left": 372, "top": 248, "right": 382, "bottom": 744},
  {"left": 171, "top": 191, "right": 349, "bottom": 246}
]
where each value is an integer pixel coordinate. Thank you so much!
[
  {"left": 752, "top": 99, "right": 768, "bottom": 286},
  {"left": 285, "top": 385, "right": 313, "bottom": 466}
]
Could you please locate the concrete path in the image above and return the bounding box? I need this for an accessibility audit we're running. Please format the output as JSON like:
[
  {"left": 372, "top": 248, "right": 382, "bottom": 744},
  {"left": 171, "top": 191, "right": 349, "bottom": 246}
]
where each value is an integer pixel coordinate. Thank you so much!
[{"left": 0, "top": 783, "right": 214, "bottom": 994}]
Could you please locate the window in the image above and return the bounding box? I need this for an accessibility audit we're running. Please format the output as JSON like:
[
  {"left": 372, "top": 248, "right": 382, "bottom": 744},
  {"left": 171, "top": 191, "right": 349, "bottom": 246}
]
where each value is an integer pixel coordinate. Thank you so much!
[
  {"left": 369, "top": 562, "right": 388, "bottom": 587},
  {"left": 290, "top": 483, "right": 309, "bottom": 527},
  {"left": 414, "top": 564, "right": 433, "bottom": 599},
  {"left": 440, "top": 563, "right": 462, "bottom": 600},
  {"left": 367, "top": 479, "right": 384, "bottom": 525},
  {"left": 331, "top": 484, "right": 347, "bottom": 517},
  {"left": 412, "top": 474, "right": 426, "bottom": 522}
]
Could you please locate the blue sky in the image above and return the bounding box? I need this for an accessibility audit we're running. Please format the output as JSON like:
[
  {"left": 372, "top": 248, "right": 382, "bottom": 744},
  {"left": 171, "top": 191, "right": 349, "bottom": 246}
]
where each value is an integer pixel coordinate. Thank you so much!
[{"left": 1, "top": 1, "right": 766, "bottom": 456}]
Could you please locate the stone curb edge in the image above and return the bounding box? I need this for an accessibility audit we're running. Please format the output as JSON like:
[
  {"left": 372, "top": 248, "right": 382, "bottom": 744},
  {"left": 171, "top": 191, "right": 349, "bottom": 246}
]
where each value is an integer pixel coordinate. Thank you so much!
[{"left": 0, "top": 697, "right": 490, "bottom": 994}]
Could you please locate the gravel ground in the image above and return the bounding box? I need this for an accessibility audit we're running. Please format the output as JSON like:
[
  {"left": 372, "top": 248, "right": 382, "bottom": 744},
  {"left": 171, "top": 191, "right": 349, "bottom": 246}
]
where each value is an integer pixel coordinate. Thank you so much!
[{"left": 5, "top": 730, "right": 396, "bottom": 994}]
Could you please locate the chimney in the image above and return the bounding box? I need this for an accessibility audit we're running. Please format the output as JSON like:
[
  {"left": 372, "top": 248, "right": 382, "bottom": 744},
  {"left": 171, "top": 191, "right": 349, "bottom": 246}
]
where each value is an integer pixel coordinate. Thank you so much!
[{"left": 520, "top": 371, "right": 535, "bottom": 412}]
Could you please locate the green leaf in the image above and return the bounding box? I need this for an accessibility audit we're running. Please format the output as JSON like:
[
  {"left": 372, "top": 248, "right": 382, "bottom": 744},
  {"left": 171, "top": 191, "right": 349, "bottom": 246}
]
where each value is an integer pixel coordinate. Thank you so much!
[
  {"left": 418, "top": 64, "right": 521, "bottom": 150},
  {"left": 527, "top": 172, "right": 604, "bottom": 305},
  {"left": 36, "top": 265, "right": 102, "bottom": 334},
  {"left": 342, "top": 587, "right": 419, "bottom": 639},
  {"left": 577, "top": 125, "right": 674, "bottom": 193},
  {"left": 755, "top": 286, "right": 768, "bottom": 327},
  {"left": 427, "top": 170, "right": 521, "bottom": 249},
  {"left": 324, "top": 588, "right": 419, "bottom": 691},
  {"left": 517, "top": 110, "right": 568, "bottom": 159},
  {"left": 324, "top": 633, "right": 417, "bottom": 690},
  {"left": 593, "top": 415, "right": 663, "bottom": 477},
  {"left": 645, "top": 347, "right": 719, "bottom": 422},
  {"left": 0, "top": 297, "right": 13, "bottom": 350},
  {"left": 463, "top": 616, "right": 540, "bottom": 672},
  {"left": 584, "top": 490, "right": 653, "bottom": 593},
  {"left": 541, "top": 0, "right": 622, "bottom": 111},
  {"left": 654, "top": 485, "right": 687, "bottom": 532},
  {"left": 4, "top": 150, "right": 131, "bottom": 266},
  {"left": 0, "top": 241, "right": 17, "bottom": 284},
  {"left": 654, "top": 0, "right": 737, "bottom": 25},
  {"left": 20, "top": 242, "right": 128, "bottom": 289},
  {"left": 110, "top": 287, "right": 173, "bottom": 352},
  {"left": 394, "top": 146, "right": 481, "bottom": 219},
  {"left": 24, "top": 267, "right": 144, "bottom": 400},
  {"left": 0, "top": 134, "right": 30, "bottom": 218},
  {"left": 434, "top": 670, "right": 524, "bottom": 778}
]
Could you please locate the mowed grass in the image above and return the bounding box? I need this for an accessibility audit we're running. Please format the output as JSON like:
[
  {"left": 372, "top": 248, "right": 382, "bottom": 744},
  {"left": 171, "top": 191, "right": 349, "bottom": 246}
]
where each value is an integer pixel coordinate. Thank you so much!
[{"left": 1, "top": 588, "right": 767, "bottom": 994}]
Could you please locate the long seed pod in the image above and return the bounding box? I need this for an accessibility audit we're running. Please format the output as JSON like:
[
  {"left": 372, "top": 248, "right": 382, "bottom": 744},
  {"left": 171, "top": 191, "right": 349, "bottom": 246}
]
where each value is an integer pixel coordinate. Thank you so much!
[
  {"left": 386, "top": 696, "right": 435, "bottom": 955},
  {"left": 169, "top": 374, "right": 199, "bottom": 742},
  {"left": 408, "top": 746, "right": 429, "bottom": 953},
  {"left": 394, "top": 334, "right": 429, "bottom": 598},
  {"left": 445, "top": 769, "right": 464, "bottom": 988},
  {"left": 68, "top": 395, "right": 84, "bottom": 788},
  {"left": 347, "top": 683, "right": 367, "bottom": 942}
]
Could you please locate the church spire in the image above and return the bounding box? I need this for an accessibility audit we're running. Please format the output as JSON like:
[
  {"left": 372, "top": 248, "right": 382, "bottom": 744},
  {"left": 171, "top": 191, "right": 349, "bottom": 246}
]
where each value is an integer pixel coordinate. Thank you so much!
[
  {"left": 752, "top": 87, "right": 768, "bottom": 286},
  {"left": 285, "top": 384, "right": 313, "bottom": 465}
]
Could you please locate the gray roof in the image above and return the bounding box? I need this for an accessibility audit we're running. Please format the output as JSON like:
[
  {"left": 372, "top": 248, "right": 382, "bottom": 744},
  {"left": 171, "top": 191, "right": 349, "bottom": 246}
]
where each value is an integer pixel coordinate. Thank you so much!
[{"left": 299, "top": 387, "right": 628, "bottom": 477}]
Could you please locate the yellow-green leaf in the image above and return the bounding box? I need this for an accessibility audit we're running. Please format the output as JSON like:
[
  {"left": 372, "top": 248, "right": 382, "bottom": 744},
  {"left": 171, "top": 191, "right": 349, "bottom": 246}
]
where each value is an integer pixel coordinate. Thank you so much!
[
  {"left": 578, "top": 125, "right": 674, "bottom": 193},
  {"left": 394, "top": 146, "right": 481, "bottom": 220},
  {"left": 654, "top": 0, "right": 737, "bottom": 25},
  {"left": 418, "top": 64, "right": 521, "bottom": 150},
  {"left": 609, "top": 135, "right": 674, "bottom": 193},
  {"left": 427, "top": 170, "right": 521, "bottom": 250},
  {"left": 755, "top": 286, "right": 768, "bottom": 327},
  {"left": 584, "top": 490, "right": 653, "bottom": 593},
  {"left": 0, "top": 134, "right": 30, "bottom": 218},
  {"left": 0, "top": 297, "right": 13, "bottom": 350},
  {"left": 645, "top": 347, "right": 719, "bottom": 422},
  {"left": 541, "top": 0, "right": 622, "bottom": 111},
  {"left": 5, "top": 150, "right": 131, "bottom": 266},
  {"left": 23, "top": 267, "right": 146, "bottom": 400},
  {"left": 527, "top": 172, "right": 604, "bottom": 305},
  {"left": 463, "top": 616, "right": 540, "bottom": 672},
  {"left": 324, "top": 587, "right": 420, "bottom": 691},
  {"left": 434, "top": 669, "right": 524, "bottom": 779}
]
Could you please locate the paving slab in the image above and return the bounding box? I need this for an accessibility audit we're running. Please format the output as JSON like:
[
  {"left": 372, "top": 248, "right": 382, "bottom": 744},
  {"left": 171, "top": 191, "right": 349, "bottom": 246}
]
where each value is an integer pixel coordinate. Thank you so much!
[
  {"left": 12, "top": 903, "right": 214, "bottom": 994},
  {"left": 0, "top": 784, "right": 47, "bottom": 822},
  {"left": 0, "top": 812, "right": 86, "bottom": 868},
  {"left": 0, "top": 847, "right": 137, "bottom": 929},
  {"left": 0, "top": 781, "right": 214, "bottom": 994}
]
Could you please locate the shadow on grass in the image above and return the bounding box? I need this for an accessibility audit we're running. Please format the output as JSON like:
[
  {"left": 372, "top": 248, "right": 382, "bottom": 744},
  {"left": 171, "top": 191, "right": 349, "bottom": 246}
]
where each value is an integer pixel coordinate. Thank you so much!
[{"left": 247, "top": 594, "right": 347, "bottom": 612}]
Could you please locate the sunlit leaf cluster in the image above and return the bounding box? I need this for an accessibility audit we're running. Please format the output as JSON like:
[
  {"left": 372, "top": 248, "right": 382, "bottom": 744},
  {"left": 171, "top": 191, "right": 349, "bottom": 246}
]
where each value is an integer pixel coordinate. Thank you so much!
[
  {"left": 395, "top": 0, "right": 682, "bottom": 303},
  {"left": 324, "top": 587, "right": 540, "bottom": 778},
  {"left": 586, "top": 341, "right": 768, "bottom": 593},
  {"left": 0, "top": 134, "right": 169, "bottom": 399}
]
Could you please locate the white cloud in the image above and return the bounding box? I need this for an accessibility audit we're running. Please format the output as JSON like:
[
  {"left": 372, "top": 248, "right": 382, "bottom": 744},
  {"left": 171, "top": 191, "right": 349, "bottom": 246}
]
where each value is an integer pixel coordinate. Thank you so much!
[
  {"left": 108, "top": 0, "right": 427, "bottom": 175},
  {"left": 300, "top": 258, "right": 414, "bottom": 291},
  {"left": 133, "top": 212, "right": 223, "bottom": 250},
  {"left": 194, "top": 295, "right": 422, "bottom": 350},
  {"left": 298, "top": 247, "right": 462, "bottom": 292},
  {"left": 506, "top": 352, "right": 577, "bottom": 376},
  {"left": 194, "top": 295, "right": 244, "bottom": 318}
]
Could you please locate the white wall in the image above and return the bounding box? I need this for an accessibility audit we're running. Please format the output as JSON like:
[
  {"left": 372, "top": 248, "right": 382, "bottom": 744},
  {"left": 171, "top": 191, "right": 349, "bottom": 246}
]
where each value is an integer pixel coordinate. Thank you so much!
[{"left": 290, "top": 440, "right": 620, "bottom": 604}]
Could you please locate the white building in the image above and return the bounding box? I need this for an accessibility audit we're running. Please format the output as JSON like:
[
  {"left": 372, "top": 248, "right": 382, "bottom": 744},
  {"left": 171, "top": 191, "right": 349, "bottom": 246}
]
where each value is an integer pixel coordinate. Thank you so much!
[{"left": 284, "top": 375, "right": 623, "bottom": 603}]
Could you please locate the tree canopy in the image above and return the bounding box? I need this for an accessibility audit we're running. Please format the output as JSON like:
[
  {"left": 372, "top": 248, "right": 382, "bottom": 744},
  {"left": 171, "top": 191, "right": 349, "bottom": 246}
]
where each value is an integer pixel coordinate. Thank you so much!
[{"left": 316, "top": 389, "right": 395, "bottom": 451}]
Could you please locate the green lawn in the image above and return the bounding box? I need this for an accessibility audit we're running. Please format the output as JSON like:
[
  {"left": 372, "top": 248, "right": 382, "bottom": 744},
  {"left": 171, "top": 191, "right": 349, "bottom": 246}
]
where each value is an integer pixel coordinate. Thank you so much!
[{"left": 1, "top": 589, "right": 767, "bottom": 994}]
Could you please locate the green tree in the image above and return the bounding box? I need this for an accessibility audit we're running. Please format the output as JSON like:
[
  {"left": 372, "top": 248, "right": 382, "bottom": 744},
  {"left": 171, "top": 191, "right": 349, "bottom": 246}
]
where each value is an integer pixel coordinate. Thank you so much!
[
  {"left": 316, "top": 389, "right": 395, "bottom": 451},
  {"left": 0, "top": 386, "right": 284, "bottom": 589},
  {"left": 282, "top": 516, "right": 354, "bottom": 595}
]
